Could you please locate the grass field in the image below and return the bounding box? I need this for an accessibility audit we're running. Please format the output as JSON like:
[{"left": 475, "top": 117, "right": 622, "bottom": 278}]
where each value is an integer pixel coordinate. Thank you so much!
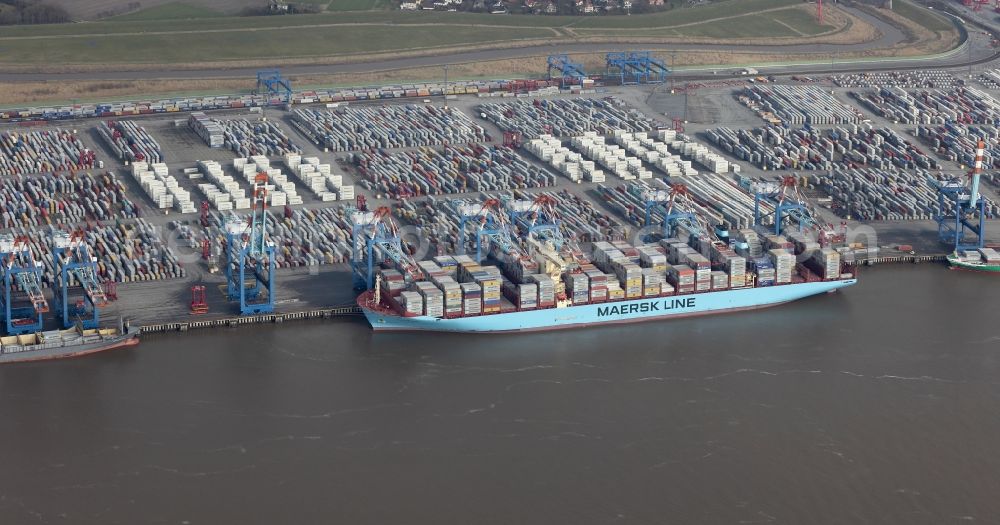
[
  {"left": 0, "top": 0, "right": 801, "bottom": 38},
  {"left": 892, "top": 0, "right": 954, "bottom": 32},
  {"left": 0, "top": 0, "right": 951, "bottom": 68},
  {"left": 111, "top": 2, "right": 224, "bottom": 20},
  {"left": 0, "top": 26, "right": 554, "bottom": 64},
  {"left": 325, "top": 0, "right": 394, "bottom": 11},
  {"left": 575, "top": 7, "right": 831, "bottom": 38}
]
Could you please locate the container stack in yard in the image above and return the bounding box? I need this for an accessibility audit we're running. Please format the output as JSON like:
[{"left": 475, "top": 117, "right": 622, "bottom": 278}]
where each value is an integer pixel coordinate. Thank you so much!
[
  {"left": 1, "top": 129, "right": 96, "bottom": 176},
  {"left": 202, "top": 206, "right": 357, "bottom": 269},
  {"left": 129, "top": 162, "right": 196, "bottom": 213},
  {"left": 849, "top": 87, "right": 1000, "bottom": 125},
  {"left": 0, "top": 172, "right": 138, "bottom": 228},
  {"left": 96, "top": 120, "right": 164, "bottom": 164},
  {"left": 525, "top": 135, "right": 605, "bottom": 183},
  {"left": 739, "top": 85, "right": 864, "bottom": 125},
  {"left": 596, "top": 179, "right": 770, "bottom": 233},
  {"left": 392, "top": 190, "right": 622, "bottom": 256},
  {"left": 188, "top": 112, "right": 224, "bottom": 148},
  {"left": 807, "top": 168, "right": 999, "bottom": 220},
  {"left": 10, "top": 221, "right": 185, "bottom": 284},
  {"left": 1, "top": 78, "right": 569, "bottom": 125},
  {"left": 284, "top": 153, "right": 354, "bottom": 202},
  {"left": 975, "top": 69, "right": 1000, "bottom": 89},
  {"left": 915, "top": 123, "right": 1000, "bottom": 170},
  {"left": 477, "top": 98, "right": 656, "bottom": 139},
  {"left": 219, "top": 119, "right": 301, "bottom": 157},
  {"left": 832, "top": 71, "right": 961, "bottom": 89},
  {"left": 195, "top": 160, "right": 247, "bottom": 211},
  {"left": 233, "top": 156, "right": 304, "bottom": 207},
  {"left": 292, "top": 105, "right": 486, "bottom": 151},
  {"left": 705, "top": 125, "right": 940, "bottom": 171},
  {"left": 350, "top": 145, "right": 556, "bottom": 197}
]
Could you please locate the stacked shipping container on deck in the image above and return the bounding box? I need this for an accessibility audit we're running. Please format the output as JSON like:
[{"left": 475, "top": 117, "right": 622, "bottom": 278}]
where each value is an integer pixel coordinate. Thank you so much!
[{"left": 380, "top": 229, "right": 841, "bottom": 318}]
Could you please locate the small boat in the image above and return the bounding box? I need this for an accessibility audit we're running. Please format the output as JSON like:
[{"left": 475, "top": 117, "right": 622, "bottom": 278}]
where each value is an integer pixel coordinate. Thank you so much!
[
  {"left": 0, "top": 325, "right": 140, "bottom": 364},
  {"left": 947, "top": 249, "right": 1000, "bottom": 273}
]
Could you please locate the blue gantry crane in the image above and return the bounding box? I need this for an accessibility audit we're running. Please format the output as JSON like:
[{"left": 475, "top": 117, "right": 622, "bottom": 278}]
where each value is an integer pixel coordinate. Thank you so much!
[
  {"left": 546, "top": 54, "right": 587, "bottom": 88},
  {"left": 606, "top": 51, "right": 669, "bottom": 85},
  {"left": 255, "top": 69, "right": 293, "bottom": 104},
  {"left": 350, "top": 206, "right": 420, "bottom": 290},
  {"left": 506, "top": 194, "right": 566, "bottom": 251},
  {"left": 0, "top": 234, "right": 48, "bottom": 335},
  {"left": 752, "top": 176, "right": 829, "bottom": 236},
  {"left": 225, "top": 173, "right": 276, "bottom": 315},
  {"left": 644, "top": 184, "right": 710, "bottom": 242},
  {"left": 51, "top": 230, "right": 107, "bottom": 329},
  {"left": 928, "top": 139, "right": 988, "bottom": 252},
  {"left": 453, "top": 198, "right": 515, "bottom": 264}
]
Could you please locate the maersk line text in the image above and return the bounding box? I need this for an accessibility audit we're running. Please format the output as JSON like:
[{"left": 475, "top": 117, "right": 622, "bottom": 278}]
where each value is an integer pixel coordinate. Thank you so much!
[{"left": 597, "top": 298, "right": 696, "bottom": 317}]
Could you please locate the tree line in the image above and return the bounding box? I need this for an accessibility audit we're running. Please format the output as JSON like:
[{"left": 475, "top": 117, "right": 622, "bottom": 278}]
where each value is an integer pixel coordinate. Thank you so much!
[{"left": 0, "top": 0, "right": 72, "bottom": 25}]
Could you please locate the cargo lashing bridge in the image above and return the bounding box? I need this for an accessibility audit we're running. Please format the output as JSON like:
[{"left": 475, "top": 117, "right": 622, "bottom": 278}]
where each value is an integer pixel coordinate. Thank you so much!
[
  {"left": 0, "top": 234, "right": 48, "bottom": 335},
  {"left": 606, "top": 51, "right": 669, "bottom": 85},
  {"left": 51, "top": 230, "right": 107, "bottom": 330},
  {"left": 225, "top": 173, "right": 276, "bottom": 315}
]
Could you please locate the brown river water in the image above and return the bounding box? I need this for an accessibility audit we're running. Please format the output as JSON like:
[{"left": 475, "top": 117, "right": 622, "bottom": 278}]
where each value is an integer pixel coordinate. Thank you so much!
[{"left": 1, "top": 265, "right": 998, "bottom": 524}]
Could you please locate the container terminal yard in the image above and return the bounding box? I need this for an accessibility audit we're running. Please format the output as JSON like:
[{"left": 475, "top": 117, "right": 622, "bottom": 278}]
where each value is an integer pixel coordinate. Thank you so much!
[{"left": 0, "top": 55, "right": 998, "bottom": 348}]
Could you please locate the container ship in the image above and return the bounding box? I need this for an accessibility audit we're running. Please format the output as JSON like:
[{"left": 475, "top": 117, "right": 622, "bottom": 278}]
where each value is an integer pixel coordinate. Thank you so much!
[
  {"left": 947, "top": 248, "right": 1000, "bottom": 273},
  {"left": 0, "top": 325, "right": 139, "bottom": 364},
  {"left": 357, "top": 227, "right": 855, "bottom": 333}
]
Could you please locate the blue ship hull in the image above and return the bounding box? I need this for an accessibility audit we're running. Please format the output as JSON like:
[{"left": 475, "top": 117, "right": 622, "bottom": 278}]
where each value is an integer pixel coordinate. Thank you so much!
[{"left": 361, "top": 279, "right": 857, "bottom": 333}]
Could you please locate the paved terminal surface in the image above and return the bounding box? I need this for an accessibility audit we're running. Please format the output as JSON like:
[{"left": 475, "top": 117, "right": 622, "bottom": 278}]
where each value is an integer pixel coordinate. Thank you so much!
[{"left": 3, "top": 80, "right": 999, "bottom": 328}]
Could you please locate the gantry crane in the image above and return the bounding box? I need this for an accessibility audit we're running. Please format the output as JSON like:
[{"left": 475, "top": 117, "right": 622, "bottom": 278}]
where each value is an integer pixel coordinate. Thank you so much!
[
  {"left": 0, "top": 234, "right": 48, "bottom": 335},
  {"left": 454, "top": 198, "right": 515, "bottom": 264},
  {"left": 505, "top": 194, "right": 583, "bottom": 276},
  {"left": 255, "top": 69, "right": 293, "bottom": 104},
  {"left": 51, "top": 230, "right": 107, "bottom": 329},
  {"left": 507, "top": 194, "right": 566, "bottom": 251},
  {"left": 753, "top": 176, "right": 837, "bottom": 243},
  {"left": 546, "top": 54, "right": 587, "bottom": 88},
  {"left": 225, "top": 173, "right": 276, "bottom": 315},
  {"left": 350, "top": 205, "right": 420, "bottom": 290},
  {"left": 644, "top": 184, "right": 713, "bottom": 242},
  {"left": 929, "top": 140, "right": 989, "bottom": 252},
  {"left": 606, "top": 51, "right": 669, "bottom": 85}
]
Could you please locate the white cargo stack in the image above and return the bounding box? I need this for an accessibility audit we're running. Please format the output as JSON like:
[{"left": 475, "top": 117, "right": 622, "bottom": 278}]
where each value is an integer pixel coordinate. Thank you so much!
[
  {"left": 460, "top": 282, "right": 482, "bottom": 315},
  {"left": 725, "top": 255, "right": 747, "bottom": 287},
  {"left": 769, "top": 248, "right": 795, "bottom": 283},
  {"left": 814, "top": 248, "right": 841, "bottom": 279},
  {"left": 195, "top": 159, "right": 245, "bottom": 210},
  {"left": 527, "top": 135, "right": 582, "bottom": 183},
  {"left": 188, "top": 112, "right": 223, "bottom": 148},
  {"left": 398, "top": 291, "right": 423, "bottom": 316},
  {"left": 415, "top": 281, "right": 443, "bottom": 318},
  {"left": 129, "top": 162, "right": 195, "bottom": 213}
]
